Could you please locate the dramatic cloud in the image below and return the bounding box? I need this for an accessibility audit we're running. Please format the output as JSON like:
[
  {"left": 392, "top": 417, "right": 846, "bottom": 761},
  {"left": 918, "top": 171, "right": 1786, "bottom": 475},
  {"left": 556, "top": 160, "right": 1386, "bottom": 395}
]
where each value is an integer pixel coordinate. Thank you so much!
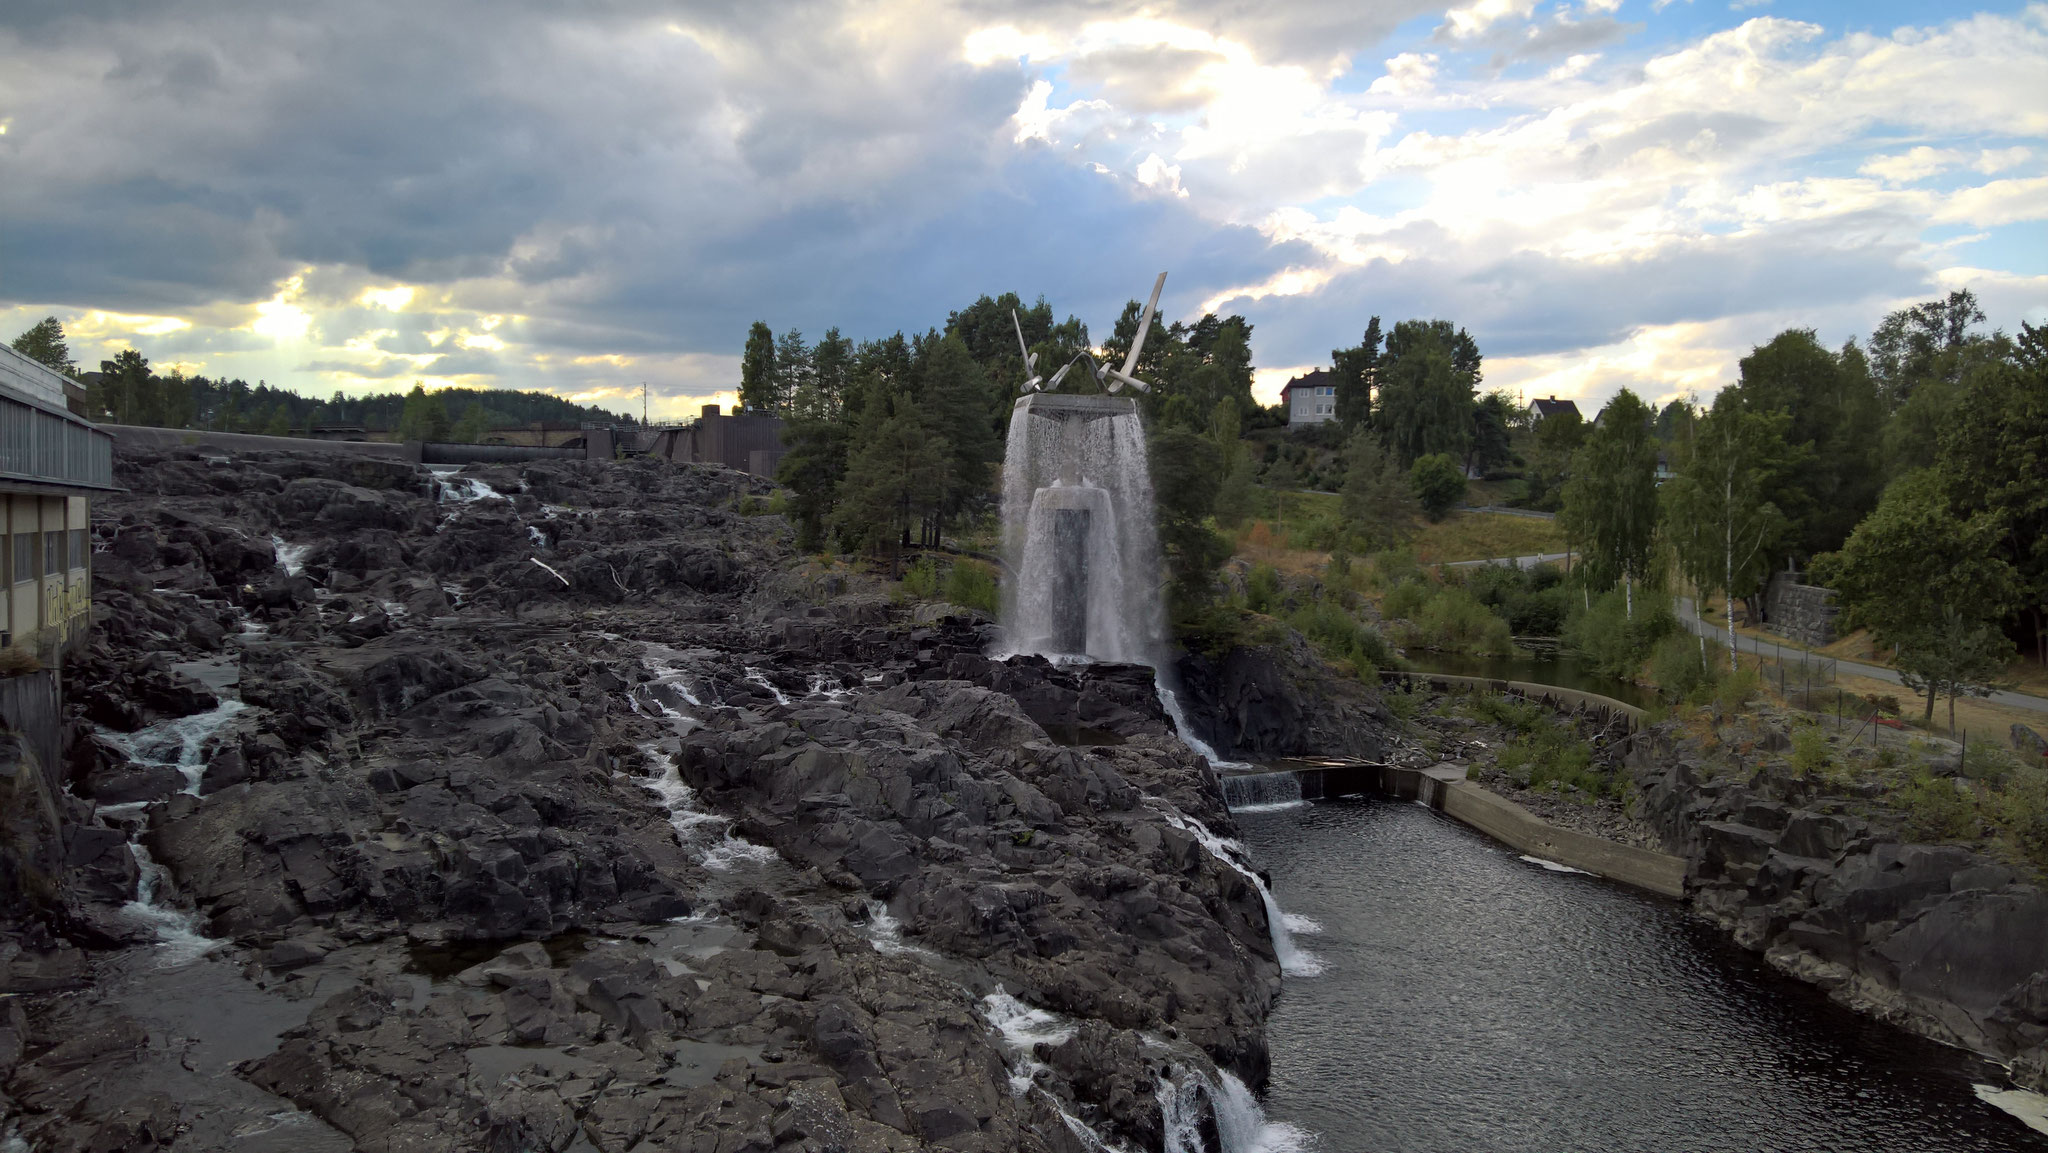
[{"left": 0, "top": 0, "right": 2042, "bottom": 417}]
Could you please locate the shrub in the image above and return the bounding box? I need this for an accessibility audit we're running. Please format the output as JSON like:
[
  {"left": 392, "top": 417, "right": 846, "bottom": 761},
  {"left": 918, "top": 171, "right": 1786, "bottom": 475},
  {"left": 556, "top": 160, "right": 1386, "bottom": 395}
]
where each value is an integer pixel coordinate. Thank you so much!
[
  {"left": 901, "top": 555, "right": 940, "bottom": 600},
  {"left": 943, "top": 560, "right": 999, "bottom": 615},
  {"left": 1464, "top": 693, "right": 1546, "bottom": 735},
  {"left": 1497, "top": 726, "right": 1612, "bottom": 798},
  {"left": 1411, "top": 453, "right": 1467, "bottom": 521},
  {"left": 1412, "top": 586, "right": 1516, "bottom": 656},
  {"left": 1960, "top": 742, "right": 2021, "bottom": 788},
  {"left": 1457, "top": 562, "right": 1570, "bottom": 637},
  {"left": 1712, "top": 667, "right": 1761, "bottom": 715},
  {"left": 1649, "top": 633, "right": 1717, "bottom": 703},
  {"left": 1361, "top": 548, "right": 1421, "bottom": 591},
  {"left": 1894, "top": 770, "right": 1981, "bottom": 842},
  {"left": 1288, "top": 598, "right": 1394, "bottom": 677},
  {"left": 1381, "top": 578, "right": 1430, "bottom": 622},
  {"left": 1993, "top": 768, "right": 2048, "bottom": 877},
  {"left": 1245, "top": 563, "right": 1283, "bottom": 614},
  {"left": 1563, "top": 587, "right": 1678, "bottom": 680},
  {"left": 1790, "top": 726, "right": 1833, "bottom": 780}
]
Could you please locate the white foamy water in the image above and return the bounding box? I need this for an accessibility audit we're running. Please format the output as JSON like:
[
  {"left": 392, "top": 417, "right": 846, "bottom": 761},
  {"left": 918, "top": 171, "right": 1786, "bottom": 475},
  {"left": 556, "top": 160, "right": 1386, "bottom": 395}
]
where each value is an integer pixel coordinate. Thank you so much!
[
  {"left": 120, "top": 842, "right": 222, "bottom": 967},
  {"left": 1149, "top": 802, "right": 1324, "bottom": 978},
  {"left": 270, "top": 534, "right": 310, "bottom": 577},
  {"left": 637, "top": 746, "right": 778, "bottom": 872},
  {"left": 434, "top": 473, "right": 505, "bottom": 504},
  {"left": 1000, "top": 397, "right": 1162, "bottom": 665},
  {"left": 982, "top": 989, "right": 1080, "bottom": 1096},
  {"left": 1521, "top": 855, "right": 1595, "bottom": 876},
  {"left": 1161, "top": 1067, "right": 1316, "bottom": 1153},
  {"left": 744, "top": 668, "right": 792, "bottom": 705},
  {"left": 1158, "top": 686, "right": 1251, "bottom": 771},
  {"left": 863, "top": 900, "right": 927, "bottom": 957},
  {"left": 97, "top": 698, "right": 251, "bottom": 795},
  {"left": 807, "top": 673, "right": 853, "bottom": 700},
  {"left": 1975, "top": 1085, "right": 2048, "bottom": 1135}
]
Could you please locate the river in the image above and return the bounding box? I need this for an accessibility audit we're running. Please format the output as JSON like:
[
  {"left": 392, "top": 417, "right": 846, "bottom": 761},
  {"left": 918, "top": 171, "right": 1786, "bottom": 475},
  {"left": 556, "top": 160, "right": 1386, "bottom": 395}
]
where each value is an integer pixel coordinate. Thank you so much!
[{"left": 1237, "top": 797, "right": 2048, "bottom": 1152}]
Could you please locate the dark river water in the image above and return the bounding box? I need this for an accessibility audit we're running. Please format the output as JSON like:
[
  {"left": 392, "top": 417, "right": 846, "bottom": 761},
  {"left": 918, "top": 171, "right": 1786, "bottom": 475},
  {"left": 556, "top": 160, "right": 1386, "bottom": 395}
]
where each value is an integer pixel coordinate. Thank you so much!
[{"left": 1236, "top": 797, "right": 2048, "bottom": 1153}]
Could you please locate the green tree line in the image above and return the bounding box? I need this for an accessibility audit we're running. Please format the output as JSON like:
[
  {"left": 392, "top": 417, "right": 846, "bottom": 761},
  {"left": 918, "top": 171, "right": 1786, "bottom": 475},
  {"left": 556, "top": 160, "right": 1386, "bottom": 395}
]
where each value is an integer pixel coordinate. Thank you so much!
[
  {"left": 7, "top": 318, "right": 633, "bottom": 438},
  {"left": 1550, "top": 290, "right": 2046, "bottom": 724}
]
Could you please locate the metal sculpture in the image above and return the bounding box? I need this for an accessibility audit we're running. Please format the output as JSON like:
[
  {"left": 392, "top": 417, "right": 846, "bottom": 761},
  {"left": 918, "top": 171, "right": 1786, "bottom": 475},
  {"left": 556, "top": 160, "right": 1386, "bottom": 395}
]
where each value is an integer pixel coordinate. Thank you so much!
[{"left": 1013, "top": 271, "right": 1167, "bottom": 395}]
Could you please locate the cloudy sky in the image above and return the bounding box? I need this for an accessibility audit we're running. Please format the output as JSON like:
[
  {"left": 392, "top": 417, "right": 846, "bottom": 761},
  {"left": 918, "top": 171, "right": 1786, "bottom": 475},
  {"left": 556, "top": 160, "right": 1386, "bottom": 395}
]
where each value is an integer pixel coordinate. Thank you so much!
[{"left": 2, "top": 0, "right": 2043, "bottom": 420}]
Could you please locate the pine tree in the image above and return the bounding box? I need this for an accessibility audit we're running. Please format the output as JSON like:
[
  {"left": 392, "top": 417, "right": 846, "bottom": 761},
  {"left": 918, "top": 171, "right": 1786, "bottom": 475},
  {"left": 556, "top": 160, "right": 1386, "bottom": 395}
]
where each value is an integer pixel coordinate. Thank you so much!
[
  {"left": 739, "top": 321, "right": 778, "bottom": 413},
  {"left": 1340, "top": 431, "right": 1417, "bottom": 551}
]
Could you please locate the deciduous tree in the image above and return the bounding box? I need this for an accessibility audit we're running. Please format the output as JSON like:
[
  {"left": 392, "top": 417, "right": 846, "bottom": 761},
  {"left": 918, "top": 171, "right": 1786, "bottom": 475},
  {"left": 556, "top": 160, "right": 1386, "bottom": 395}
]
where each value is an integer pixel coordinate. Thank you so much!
[
  {"left": 1561, "top": 388, "right": 1660, "bottom": 615},
  {"left": 10, "top": 317, "right": 75, "bottom": 377},
  {"left": 1410, "top": 453, "right": 1466, "bottom": 522},
  {"left": 1662, "top": 391, "right": 1795, "bottom": 667}
]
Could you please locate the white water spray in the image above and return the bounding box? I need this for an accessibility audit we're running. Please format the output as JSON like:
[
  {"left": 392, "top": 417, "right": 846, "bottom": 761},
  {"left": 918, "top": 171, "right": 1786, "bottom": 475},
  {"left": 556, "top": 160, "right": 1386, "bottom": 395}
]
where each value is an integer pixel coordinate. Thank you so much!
[
  {"left": 270, "top": 534, "right": 309, "bottom": 578},
  {"left": 97, "top": 698, "right": 250, "bottom": 796},
  {"left": 1149, "top": 802, "right": 1323, "bottom": 978},
  {"left": 119, "top": 842, "right": 222, "bottom": 966},
  {"left": 637, "top": 745, "right": 778, "bottom": 872},
  {"left": 1160, "top": 1066, "right": 1315, "bottom": 1153},
  {"left": 1000, "top": 395, "right": 1163, "bottom": 664}
]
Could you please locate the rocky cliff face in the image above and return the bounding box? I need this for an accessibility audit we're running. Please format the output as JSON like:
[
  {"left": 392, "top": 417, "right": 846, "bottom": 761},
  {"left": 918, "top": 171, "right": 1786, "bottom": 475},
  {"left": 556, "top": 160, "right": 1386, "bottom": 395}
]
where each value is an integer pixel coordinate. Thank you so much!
[
  {"left": 1174, "top": 635, "right": 1390, "bottom": 762},
  {"left": 1, "top": 448, "right": 1286, "bottom": 1153},
  {"left": 1627, "top": 723, "right": 2048, "bottom": 1090}
]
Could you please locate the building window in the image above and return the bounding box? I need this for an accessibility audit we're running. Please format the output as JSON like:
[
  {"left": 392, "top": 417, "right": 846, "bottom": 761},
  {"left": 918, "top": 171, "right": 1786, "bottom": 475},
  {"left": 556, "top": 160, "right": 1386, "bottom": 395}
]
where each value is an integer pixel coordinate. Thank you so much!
[
  {"left": 44, "top": 531, "right": 60, "bottom": 578},
  {"left": 15, "top": 534, "right": 35, "bottom": 583},
  {"left": 69, "top": 529, "right": 86, "bottom": 571}
]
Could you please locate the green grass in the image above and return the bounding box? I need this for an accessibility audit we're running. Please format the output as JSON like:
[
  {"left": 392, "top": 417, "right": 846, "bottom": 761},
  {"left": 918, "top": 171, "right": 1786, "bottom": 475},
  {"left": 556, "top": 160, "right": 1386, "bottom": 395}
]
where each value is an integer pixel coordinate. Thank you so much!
[{"left": 1411, "top": 512, "right": 1564, "bottom": 565}]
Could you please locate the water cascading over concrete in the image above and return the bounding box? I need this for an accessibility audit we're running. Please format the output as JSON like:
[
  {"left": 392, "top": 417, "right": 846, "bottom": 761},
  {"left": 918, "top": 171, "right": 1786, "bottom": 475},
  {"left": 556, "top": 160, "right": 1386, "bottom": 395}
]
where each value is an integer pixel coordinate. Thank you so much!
[{"left": 999, "top": 393, "right": 1163, "bottom": 663}]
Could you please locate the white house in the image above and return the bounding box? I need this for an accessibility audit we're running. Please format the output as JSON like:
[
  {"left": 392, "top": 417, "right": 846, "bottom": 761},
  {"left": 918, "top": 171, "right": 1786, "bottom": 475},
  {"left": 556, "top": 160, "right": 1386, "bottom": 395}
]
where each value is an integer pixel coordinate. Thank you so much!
[{"left": 1281, "top": 369, "right": 1338, "bottom": 424}]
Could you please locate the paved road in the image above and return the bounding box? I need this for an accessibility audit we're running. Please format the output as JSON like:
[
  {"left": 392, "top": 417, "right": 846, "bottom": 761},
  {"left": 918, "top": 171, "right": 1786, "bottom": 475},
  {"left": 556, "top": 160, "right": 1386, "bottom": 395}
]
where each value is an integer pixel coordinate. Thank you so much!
[{"left": 1674, "top": 597, "right": 2048, "bottom": 717}]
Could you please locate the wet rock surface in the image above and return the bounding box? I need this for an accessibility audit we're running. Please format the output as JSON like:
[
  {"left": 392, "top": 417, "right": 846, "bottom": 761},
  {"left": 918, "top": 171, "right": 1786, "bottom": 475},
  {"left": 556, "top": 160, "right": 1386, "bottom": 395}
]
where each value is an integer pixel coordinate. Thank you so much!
[{"left": 2, "top": 447, "right": 1284, "bottom": 1152}]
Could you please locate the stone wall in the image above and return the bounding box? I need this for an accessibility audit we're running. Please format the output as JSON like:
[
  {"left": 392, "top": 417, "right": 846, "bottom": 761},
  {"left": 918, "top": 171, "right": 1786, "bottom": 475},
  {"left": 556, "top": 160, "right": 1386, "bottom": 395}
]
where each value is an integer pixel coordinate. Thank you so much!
[{"left": 1764, "top": 570, "right": 1840, "bottom": 647}]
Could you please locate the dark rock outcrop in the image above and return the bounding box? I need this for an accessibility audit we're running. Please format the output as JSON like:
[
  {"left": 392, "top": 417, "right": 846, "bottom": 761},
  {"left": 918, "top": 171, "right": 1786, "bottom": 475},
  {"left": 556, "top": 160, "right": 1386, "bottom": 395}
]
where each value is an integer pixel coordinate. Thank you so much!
[
  {"left": 5, "top": 445, "right": 1296, "bottom": 1153},
  {"left": 1630, "top": 727, "right": 2048, "bottom": 1087}
]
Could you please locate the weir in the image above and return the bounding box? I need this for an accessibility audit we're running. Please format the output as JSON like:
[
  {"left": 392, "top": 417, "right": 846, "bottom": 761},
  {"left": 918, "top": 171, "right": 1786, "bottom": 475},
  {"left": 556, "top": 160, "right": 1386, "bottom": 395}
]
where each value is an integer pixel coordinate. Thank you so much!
[{"left": 1216, "top": 759, "right": 1687, "bottom": 897}]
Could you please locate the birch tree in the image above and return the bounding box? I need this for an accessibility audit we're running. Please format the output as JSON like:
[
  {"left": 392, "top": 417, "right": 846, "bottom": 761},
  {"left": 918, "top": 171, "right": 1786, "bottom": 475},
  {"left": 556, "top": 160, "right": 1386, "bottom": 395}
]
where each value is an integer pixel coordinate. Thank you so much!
[
  {"left": 1661, "top": 392, "right": 1792, "bottom": 669},
  {"left": 1560, "top": 388, "right": 1660, "bottom": 618}
]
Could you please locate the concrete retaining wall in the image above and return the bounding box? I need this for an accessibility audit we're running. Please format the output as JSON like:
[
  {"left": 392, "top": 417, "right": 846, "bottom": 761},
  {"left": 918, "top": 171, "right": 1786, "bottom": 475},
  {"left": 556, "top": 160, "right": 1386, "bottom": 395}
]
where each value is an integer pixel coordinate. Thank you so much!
[{"left": 1249, "top": 759, "right": 1687, "bottom": 898}]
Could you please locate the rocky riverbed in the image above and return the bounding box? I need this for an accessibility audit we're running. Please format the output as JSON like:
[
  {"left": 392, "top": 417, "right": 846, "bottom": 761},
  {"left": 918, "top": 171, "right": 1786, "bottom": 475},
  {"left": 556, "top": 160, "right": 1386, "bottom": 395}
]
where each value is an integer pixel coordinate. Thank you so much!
[{"left": 1, "top": 447, "right": 1304, "bottom": 1153}]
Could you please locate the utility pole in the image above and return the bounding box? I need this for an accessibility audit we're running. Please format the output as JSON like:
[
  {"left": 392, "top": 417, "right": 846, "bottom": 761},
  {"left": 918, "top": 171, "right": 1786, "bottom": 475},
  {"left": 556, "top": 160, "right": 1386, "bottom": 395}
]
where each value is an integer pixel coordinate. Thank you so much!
[{"left": 642, "top": 381, "right": 648, "bottom": 426}]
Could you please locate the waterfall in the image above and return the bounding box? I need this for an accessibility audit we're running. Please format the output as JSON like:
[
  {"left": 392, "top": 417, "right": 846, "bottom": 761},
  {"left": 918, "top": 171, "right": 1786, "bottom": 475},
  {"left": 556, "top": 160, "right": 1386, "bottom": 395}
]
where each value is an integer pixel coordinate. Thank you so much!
[
  {"left": 1218, "top": 772, "right": 1304, "bottom": 812},
  {"left": 97, "top": 697, "right": 250, "bottom": 796},
  {"left": 1000, "top": 395, "right": 1162, "bottom": 665},
  {"left": 120, "top": 841, "right": 222, "bottom": 966},
  {"left": 1160, "top": 1066, "right": 1314, "bottom": 1153},
  {"left": 1147, "top": 802, "right": 1324, "bottom": 978}
]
